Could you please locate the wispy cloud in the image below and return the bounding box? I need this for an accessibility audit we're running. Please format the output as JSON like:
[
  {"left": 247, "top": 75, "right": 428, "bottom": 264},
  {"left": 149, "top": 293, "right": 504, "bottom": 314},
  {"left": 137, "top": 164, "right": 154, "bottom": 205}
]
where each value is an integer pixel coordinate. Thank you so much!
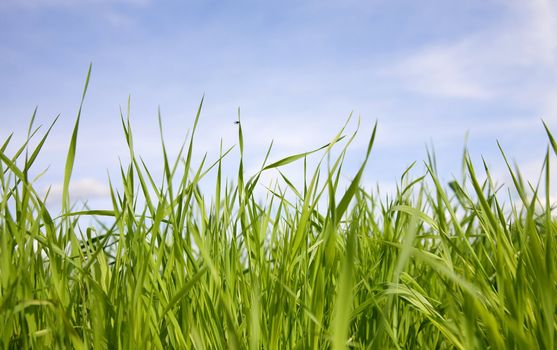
[
  {"left": 43, "top": 177, "right": 110, "bottom": 203},
  {"left": 383, "top": 43, "right": 494, "bottom": 99},
  {"left": 383, "top": 0, "right": 557, "bottom": 100}
]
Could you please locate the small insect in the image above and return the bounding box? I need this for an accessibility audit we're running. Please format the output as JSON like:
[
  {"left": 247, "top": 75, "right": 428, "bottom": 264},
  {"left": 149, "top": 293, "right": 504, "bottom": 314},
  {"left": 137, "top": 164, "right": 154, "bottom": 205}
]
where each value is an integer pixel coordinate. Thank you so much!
[{"left": 234, "top": 120, "right": 240, "bottom": 125}]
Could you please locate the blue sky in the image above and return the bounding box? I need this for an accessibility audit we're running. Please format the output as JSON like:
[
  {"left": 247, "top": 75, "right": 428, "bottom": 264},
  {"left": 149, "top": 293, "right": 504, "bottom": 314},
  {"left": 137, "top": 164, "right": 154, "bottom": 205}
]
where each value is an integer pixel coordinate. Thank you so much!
[{"left": 1, "top": 0, "right": 556, "bottom": 205}]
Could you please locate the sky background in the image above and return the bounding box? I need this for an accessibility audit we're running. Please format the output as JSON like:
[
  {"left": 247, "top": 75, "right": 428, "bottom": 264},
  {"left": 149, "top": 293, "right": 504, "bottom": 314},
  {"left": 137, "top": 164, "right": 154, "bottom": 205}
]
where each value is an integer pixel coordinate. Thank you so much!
[{"left": 1, "top": 0, "right": 556, "bottom": 207}]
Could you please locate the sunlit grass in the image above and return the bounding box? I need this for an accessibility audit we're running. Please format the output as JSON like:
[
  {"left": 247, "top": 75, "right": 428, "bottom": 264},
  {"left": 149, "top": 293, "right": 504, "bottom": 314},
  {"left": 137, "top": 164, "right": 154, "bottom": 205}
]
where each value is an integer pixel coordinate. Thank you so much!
[{"left": 1, "top": 67, "right": 556, "bottom": 349}]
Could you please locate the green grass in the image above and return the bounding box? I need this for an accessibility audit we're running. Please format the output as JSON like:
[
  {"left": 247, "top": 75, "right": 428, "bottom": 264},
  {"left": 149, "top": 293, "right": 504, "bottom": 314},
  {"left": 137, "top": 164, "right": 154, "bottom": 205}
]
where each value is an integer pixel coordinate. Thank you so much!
[{"left": 1, "top": 70, "right": 556, "bottom": 349}]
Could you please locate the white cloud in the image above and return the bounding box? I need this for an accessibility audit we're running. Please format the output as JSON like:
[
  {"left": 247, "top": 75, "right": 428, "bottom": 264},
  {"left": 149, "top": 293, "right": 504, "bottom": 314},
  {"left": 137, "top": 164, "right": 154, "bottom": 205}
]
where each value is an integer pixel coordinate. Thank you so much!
[
  {"left": 43, "top": 177, "right": 110, "bottom": 203},
  {"left": 383, "top": 0, "right": 557, "bottom": 100},
  {"left": 383, "top": 43, "right": 493, "bottom": 99}
]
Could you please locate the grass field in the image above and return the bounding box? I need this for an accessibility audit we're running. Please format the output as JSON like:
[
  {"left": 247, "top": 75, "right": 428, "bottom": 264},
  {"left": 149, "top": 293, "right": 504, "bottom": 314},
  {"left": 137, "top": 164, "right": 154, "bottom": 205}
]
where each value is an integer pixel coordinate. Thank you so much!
[{"left": 1, "top": 72, "right": 556, "bottom": 349}]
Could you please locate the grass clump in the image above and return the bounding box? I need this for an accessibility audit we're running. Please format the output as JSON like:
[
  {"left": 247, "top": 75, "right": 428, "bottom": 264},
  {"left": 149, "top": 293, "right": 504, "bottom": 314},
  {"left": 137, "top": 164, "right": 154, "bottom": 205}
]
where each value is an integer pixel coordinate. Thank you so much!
[{"left": 1, "top": 70, "right": 556, "bottom": 349}]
